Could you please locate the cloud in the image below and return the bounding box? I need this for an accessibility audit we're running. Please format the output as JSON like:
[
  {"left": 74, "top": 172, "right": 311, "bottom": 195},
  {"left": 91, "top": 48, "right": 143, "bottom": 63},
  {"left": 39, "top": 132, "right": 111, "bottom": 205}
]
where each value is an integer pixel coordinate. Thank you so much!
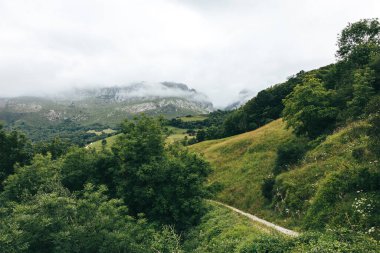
[{"left": 0, "top": 0, "right": 379, "bottom": 107}]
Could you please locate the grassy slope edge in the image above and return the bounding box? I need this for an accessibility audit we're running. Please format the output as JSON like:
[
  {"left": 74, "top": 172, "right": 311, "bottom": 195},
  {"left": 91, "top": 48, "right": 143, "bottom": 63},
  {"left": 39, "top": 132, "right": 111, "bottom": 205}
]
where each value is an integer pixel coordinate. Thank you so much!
[
  {"left": 189, "top": 119, "right": 294, "bottom": 225},
  {"left": 189, "top": 119, "right": 379, "bottom": 233}
]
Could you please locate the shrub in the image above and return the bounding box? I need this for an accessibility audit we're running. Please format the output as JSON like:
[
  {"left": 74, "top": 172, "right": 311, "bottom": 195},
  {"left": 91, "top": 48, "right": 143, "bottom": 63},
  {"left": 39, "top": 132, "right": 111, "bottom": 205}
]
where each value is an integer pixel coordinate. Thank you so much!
[
  {"left": 261, "top": 177, "right": 275, "bottom": 200},
  {"left": 304, "top": 164, "right": 380, "bottom": 231},
  {"left": 273, "top": 137, "right": 309, "bottom": 175}
]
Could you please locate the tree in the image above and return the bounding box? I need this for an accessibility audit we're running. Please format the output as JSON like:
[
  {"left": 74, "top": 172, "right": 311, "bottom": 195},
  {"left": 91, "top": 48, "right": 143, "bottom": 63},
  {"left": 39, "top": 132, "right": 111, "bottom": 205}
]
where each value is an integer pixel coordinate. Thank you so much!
[
  {"left": 111, "top": 116, "right": 211, "bottom": 231},
  {"left": 347, "top": 67, "right": 376, "bottom": 118},
  {"left": 365, "top": 95, "right": 380, "bottom": 157},
  {"left": 34, "top": 137, "right": 73, "bottom": 160},
  {"left": 282, "top": 77, "right": 338, "bottom": 138},
  {"left": 112, "top": 115, "right": 165, "bottom": 169},
  {"left": 0, "top": 183, "right": 183, "bottom": 253},
  {"left": 196, "top": 129, "right": 206, "bottom": 142},
  {"left": 0, "top": 125, "right": 33, "bottom": 189},
  {"left": 337, "top": 18, "right": 380, "bottom": 65},
  {"left": 60, "top": 147, "right": 98, "bottom": 191},
  {"left": 1, "top": 154, "right": 63, "bottom": 202},
  {"left": 223, "top": 109, "right": 249, "bottom": 136}
]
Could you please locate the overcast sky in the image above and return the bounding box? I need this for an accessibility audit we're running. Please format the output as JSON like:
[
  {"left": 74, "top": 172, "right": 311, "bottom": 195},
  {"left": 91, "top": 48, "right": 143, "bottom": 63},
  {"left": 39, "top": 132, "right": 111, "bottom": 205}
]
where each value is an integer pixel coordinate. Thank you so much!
[{"left": 0, "top": 0, "right": 379, "bottom": 107}]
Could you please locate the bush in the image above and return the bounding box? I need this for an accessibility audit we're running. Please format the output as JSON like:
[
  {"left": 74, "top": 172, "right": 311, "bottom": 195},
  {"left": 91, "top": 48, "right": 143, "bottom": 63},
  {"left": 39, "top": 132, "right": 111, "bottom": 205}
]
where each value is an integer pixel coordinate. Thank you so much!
[
  {"left": 365, "top": 95, "right": 380, "bottom": 157},
  {"left": 304, "top": 164, "right": 380, "bottom": 231},
  {"left": 273, "top": 137, "right": 309, "bottom": 175},
  {"left": 352, "top": 147, "right": 365, "bottom": 161},
  {"left": 292, "top": 230, "right": 379, "bottom": 253},
  {"left": 261, "top": 177, "right": 275, "bottom": 200}
]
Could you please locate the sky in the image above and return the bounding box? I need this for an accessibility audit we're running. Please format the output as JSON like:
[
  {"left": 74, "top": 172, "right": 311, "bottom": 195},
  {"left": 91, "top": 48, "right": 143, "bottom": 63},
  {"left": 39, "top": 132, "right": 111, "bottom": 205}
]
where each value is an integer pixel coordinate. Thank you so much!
[{"left": 0, "top": 0, "right": 379, "bottom": 107}]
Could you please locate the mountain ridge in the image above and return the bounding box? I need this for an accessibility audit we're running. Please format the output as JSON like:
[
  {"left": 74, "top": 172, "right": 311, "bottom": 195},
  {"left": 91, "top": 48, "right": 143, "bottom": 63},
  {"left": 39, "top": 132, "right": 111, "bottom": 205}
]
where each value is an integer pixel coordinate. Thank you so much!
[{"left": 0, "top": 82, "right": 214, "bottom": 127}]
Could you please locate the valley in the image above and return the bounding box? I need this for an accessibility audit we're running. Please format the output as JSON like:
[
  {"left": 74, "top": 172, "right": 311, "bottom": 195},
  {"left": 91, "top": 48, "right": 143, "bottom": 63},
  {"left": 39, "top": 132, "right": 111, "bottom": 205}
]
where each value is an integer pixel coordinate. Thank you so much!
[{"left": 1, "top": 17, "right": 380, "bottom": 253}]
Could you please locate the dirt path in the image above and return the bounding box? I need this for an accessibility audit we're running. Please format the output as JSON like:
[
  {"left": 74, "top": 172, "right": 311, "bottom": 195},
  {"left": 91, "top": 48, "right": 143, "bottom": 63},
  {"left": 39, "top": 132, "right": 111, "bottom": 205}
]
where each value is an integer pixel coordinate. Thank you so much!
[{"left": 211, "top": 200, "right": 300, "bottom": 237}]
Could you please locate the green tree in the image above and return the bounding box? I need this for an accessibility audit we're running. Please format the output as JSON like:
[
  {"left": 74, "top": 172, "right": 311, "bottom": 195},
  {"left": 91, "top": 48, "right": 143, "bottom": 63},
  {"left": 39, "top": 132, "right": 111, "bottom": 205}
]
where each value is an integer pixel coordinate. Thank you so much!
[
  {"left": 366, "top": 95, "right": 380, "bottom": 157},
  {"left": 112, "top": 116, "right": 211, "bottom": 231},
  {"left": 196, "top": 129, "right": 206, "bottom": 142},
  {"left": 60, "top": 147, "right": 98, "bottom": 191},
  {"left": 347, "top": 67, "right": 376, "bottom": 118},
  {"left": 34, "top": 137, "right": 73, "bottom": 160},
  {"left": 0, "top": 184, "right": 183, "bottom": 253},
  {"left": 0, "top": 125, "right": 33, "bottom": 188},
  {"left": 1, "top": 154, "right": 63, "bottom": 202},
  {"left": 112, "top": 115, "right": 165, "bottom": 168},
  {"left": 337, "top": 18, "right": 380, "bottom": 65},
  {"left": 282, "top": 77, "right": 338, "bottom": 138}
]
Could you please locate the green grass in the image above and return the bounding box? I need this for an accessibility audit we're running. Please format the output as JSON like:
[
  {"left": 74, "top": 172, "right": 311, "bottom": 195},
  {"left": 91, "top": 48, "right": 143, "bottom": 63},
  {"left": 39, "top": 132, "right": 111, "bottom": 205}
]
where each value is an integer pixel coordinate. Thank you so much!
[
  {"left": 183, "top": 201, "right": 287, "bottom": 253},
  {"left": 183, "top": 202, "right": 379, "bottom": 253},
  {"left": 166, "top": 126, "right": 192, "bottom": 144},
  {"left": 86, "top": 128, "right": 116, "bottom": 136},
  {"left": 178, "top": 115, "right": 207, "bottom": 122},
  {"left": 86, "top": 134, "right": 120, "bottom": 150},
  {"left": 189, "top": 119, "right": 294, "bottom": 225},
  {"left": 272, "top": 121, "right": 378, "bottom": 230},
  {"left": 87, "top": 126, "right": 192, "bottom": 150},
  {"left": 189, "top": 119, "right": 378, "bottom": 232}
]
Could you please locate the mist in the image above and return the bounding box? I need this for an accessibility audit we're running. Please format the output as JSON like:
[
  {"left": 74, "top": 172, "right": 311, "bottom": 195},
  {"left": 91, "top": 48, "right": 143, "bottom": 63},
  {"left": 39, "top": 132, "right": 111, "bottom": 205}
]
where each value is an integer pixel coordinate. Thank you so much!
[
  {"left": 0, "top": 0, "right": 379, "bottom": 107},
  {"left": 56, "top": 82, "right": 211, "bottom": 104}
]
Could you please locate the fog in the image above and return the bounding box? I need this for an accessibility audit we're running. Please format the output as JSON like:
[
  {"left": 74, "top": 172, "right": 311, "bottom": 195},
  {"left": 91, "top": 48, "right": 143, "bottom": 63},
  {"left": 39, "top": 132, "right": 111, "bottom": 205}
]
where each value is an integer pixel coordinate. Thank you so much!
[
  {"left": 58, "top": 82, "right": 211, "bottom": 103},
  {"left": 0, "top": 0, "right": 379, "bottom": 107}
]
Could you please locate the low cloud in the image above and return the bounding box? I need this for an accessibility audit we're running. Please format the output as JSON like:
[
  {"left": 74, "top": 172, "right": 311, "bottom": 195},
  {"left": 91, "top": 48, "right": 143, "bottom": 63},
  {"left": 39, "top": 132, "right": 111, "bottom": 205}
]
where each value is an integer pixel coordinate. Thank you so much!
[{"left": 0, "top": 0, "right": 379, "bottom": 107}]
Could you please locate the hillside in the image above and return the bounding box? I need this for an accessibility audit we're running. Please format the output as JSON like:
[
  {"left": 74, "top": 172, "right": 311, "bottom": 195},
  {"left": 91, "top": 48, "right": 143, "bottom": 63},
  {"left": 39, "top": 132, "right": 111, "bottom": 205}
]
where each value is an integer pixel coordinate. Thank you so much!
[
  {"left": 189, "top": 119, "right": 379, "bottom": 234},
  {"left": 0, "top": 82, "right": 213, "bottom": 142},
  {"left": 183, "top": 202, "right": 379, "bottom": 252},
  {"left": 189, "top": 119, "right": 294, "bottom": 224},
  {"left": 183, "top": 201, "right": 287, "bottom": 252},
  {"left": 0, "top": 82, "right": 213, "bottom": 126}
]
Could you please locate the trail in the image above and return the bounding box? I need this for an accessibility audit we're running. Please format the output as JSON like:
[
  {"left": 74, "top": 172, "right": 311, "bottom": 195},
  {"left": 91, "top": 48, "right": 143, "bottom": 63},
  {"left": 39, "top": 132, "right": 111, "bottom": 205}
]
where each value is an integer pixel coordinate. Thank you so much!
[{"left": 210, "top": 200, "right": 300, "bottom": 237}]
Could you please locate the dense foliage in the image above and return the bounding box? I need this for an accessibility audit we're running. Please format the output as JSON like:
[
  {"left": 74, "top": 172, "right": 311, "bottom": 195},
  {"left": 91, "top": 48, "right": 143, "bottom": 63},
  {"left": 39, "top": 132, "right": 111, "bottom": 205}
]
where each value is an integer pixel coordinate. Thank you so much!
[
  {"left": 0, "top": 124, "right": 33, "bottom": 189},
  {"left": 3, "top": 118, "right": 116, "bottom": 146},
  {"left": 112, "top": 116, "right": 211, "bottom": 231},
  {"left": 0, "top": 116, "right": 211, "bottom": 252}
]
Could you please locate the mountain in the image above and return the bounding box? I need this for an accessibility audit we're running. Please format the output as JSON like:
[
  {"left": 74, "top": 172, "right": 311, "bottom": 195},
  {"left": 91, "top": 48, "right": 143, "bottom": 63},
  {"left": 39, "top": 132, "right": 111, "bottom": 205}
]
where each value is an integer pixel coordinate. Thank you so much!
[
  {"left": 224, "top": 89, "right": 256, "bottom": 111},
  {"left": 0, "top": 82, "right": 213, "bottom": 128}
]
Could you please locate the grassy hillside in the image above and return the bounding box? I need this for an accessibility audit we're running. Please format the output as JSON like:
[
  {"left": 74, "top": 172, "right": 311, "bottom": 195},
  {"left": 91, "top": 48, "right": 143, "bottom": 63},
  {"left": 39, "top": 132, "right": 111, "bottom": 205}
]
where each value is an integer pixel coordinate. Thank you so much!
[
  {"left": 183, "top": 201, "right": 379, "bottom": 252},
  {"left": 273, "top": 121, "right": 379, "bottom": 233},
  {"left": 86, "top": 134, "right": 120, "bottom": 150},
  {"left": 189, "top": 119, "right": 294, "bottom": 224},
  {"left": 183, "top": 201, "right": 287, "bottom": 253},
  {"left": 189, "top": 119, "right": 379, "bottom": 235}
]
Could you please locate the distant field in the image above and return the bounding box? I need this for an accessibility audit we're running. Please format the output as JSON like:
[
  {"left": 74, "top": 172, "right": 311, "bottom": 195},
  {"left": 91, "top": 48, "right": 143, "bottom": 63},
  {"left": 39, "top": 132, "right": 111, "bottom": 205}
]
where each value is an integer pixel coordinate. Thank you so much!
[
  {"left": 87, "top": 126, "right": 193, "bottom": 150},
  {"left": 166, "top": 126, "right": 191, "bottom": 143},
  {"left": 86, "top": 134, "right": 120, "bottom": 150},
  {"left": 86, "top": 128, "right": 116, "bottom": 136},
  {"left": 178, "top": 115, "right": 207, "bottom": 122}
]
